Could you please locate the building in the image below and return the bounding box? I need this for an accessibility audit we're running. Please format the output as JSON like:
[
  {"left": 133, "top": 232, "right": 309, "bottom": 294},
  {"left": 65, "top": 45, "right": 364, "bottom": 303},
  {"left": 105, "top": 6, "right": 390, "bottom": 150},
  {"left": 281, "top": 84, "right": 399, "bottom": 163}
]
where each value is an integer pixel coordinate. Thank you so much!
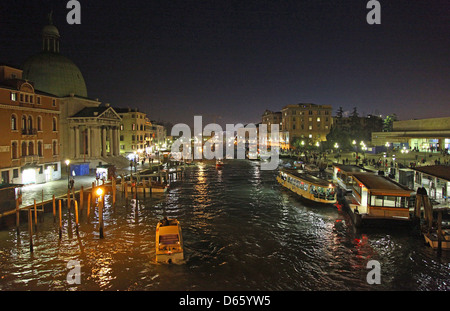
[
  {"left": 115, "top": 108, "right": 148, "bottom": 155},
  {"left": 21, "top": 16, "right": 123, "bottom": 169},
  {"left": 0, "top": 64, "right": 61, "bottom": 185},
  {"left": 372, "top": 117, "right": 450, "bottom": 153},
  {"left": 281, "top": 103, "right": 333, "bottom": 148},
  {"left": 261, "top": 110, "right": 282, "bottom": 130}
]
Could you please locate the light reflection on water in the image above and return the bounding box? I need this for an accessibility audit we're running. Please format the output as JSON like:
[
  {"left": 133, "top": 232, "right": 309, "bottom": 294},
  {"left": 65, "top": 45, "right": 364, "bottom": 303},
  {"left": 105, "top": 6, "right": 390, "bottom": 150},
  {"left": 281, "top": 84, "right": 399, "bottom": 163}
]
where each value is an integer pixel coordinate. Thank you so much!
[{"left": 0, "top": 159, "right": 449, "bottom": 291}]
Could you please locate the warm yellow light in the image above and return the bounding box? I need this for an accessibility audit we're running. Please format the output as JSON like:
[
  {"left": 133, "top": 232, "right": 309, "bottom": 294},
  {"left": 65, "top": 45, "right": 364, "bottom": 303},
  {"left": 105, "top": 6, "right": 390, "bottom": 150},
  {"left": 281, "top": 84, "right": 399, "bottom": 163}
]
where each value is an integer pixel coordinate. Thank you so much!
[
  {"left": 96, "top": 188, "right": 103, "bottom": 196},
  {"left": 65, "top": 159, "right": 70, "bottom": 166}
]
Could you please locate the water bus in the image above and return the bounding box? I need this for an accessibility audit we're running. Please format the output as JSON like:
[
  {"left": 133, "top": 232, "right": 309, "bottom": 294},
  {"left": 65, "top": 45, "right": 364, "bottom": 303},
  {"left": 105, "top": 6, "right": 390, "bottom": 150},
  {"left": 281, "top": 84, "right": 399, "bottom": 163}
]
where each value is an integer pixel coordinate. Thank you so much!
[
  {"left": 277, "top": 169, "right": 337, "bottom": 205},
  {"left": 156, "top": 217, "right": 184, "bottom": 264},
  {"left": 343, "top": 172, "right": 415, "bottom": 227}
]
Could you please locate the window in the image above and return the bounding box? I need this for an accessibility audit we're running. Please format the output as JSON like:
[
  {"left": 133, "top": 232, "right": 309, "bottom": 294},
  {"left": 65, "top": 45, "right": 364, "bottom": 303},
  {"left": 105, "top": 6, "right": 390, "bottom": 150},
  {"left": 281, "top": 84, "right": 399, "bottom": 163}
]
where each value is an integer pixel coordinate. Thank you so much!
[
  {"left": 27, "top": 116, "right": 33, "bottom": 131},
  {"left": 28, "top": 142, "right": 34, "bottom": 156},
  {"left": 120, "top": 135, "right": 124, "bottom": 141},
  {"left": 38, "top": 141, "right": 43, "bottom": 157},
  {"left": 37, "top": 97, "right": 41, "bottom": 105},
  {"left": 21, "top": 142, "right": 27, "bottom": 157},
  {"left": 132, "top": 124, "right": 136, "bottom": 130},
  {"left": 132, "top": 135, "right": 135, "bottom": 141},
  {"left": 317, "top": 117, "right": 321, "bottom": 122},
  {"left": 22, "top": 116, "right": 27, "bottom": 131},
  {"left": 52, "top": 140, "right": 58, "bottom": 155},
  {"left": 309, "top": 125, "right": 313, "bottom": 130},
  {"left": 37, "top": 116, "right": 42, "bottom": 131},
  {"left": 11, "top": 115, "right": 17, "bottom": 131},
  {"left": 52, "top": 99, "right": 56, "bottom": 107},
  {"left": 120, "top": 124, "right": 124, "bottom": 131},
  {"left": 52, "top": 117, "right": 57, "bottom": 131},
  {"left": 10, "top": 92, "right": 17, "bottom": 101},
  {"left": 11, "top": 142, "right": 18, "bottom": 159},
  {"left": 13, "top": 169, "right": 19, "bottom": 179}
]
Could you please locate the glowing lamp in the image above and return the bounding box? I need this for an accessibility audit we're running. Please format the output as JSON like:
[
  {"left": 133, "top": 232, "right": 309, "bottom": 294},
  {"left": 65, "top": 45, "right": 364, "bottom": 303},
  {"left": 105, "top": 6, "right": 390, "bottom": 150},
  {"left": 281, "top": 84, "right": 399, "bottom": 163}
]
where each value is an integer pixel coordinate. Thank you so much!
[{"left": 96, "top": 188, "right": 104, "bottom": 196}]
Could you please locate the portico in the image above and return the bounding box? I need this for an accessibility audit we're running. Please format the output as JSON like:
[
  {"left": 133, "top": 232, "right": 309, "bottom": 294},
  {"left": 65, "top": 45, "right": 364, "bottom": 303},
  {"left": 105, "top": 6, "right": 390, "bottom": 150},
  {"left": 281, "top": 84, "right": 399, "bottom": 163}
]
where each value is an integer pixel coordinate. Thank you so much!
[{"left": 67, "top": 106, "right": 121, "bottom": 165}]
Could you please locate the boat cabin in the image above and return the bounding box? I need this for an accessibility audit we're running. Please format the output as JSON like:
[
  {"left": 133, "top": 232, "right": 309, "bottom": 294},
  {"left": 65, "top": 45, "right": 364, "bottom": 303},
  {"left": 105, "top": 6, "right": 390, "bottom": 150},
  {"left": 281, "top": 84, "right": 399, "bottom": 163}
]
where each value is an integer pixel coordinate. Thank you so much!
[
  {"left": 278, "top": 169, "right": 337, "bottom": 204},
  {"left": 332, "top": 164, "right": 374, "bottom": 192},
  {"left": 348, "top": 173, "right": 414, "bottom": 220}
]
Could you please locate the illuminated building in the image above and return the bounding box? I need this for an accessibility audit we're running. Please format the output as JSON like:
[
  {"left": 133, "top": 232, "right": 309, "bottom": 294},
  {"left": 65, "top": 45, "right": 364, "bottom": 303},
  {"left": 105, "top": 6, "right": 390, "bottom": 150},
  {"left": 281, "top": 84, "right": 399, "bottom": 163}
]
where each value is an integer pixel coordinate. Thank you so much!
[
  {"left": 21, "top": 16, "right": 122, "bottom": 168},
  {"left": 0, "top": 64, "right": 61, "bottom": 184}
]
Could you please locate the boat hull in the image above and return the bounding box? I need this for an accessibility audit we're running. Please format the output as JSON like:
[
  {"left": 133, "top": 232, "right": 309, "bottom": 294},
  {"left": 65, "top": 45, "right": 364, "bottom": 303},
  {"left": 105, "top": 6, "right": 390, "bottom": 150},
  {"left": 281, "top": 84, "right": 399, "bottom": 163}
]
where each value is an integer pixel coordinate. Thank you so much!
[{"left": 277, "top": 176, "right": 336, "bottom": 205}]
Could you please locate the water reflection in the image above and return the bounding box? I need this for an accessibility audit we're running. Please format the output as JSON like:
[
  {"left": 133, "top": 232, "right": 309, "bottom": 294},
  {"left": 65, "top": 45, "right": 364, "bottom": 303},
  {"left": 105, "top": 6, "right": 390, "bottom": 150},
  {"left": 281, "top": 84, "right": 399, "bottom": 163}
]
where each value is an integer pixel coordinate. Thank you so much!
[{"left": 0, "top": 160, "right": 448, "bottom": 291}]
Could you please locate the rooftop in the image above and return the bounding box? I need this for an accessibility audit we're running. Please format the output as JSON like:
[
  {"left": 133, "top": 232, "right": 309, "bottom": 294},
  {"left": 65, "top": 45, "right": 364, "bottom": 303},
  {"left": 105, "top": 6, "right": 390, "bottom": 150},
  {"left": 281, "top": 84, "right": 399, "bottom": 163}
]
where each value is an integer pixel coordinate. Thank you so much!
[
  {"left": 412, "top": 165, "right": 450, "bottom": 182},
  {"left": 352, "top": 173, "right": 413, "bottom": 196}
]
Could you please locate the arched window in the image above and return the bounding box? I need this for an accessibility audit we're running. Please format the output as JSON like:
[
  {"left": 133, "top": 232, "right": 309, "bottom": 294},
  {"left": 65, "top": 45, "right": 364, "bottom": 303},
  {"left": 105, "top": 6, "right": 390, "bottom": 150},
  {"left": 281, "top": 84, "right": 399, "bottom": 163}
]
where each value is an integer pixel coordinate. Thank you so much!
[
  {"left": 28, "top": 116, "right": 33, "bottom": 131},
  {"left": 21, "top": 141, "right": 27, "bottom": 157},
  {"left": 52, "top": 117, "right": 57, "bottom": 131},
  {"left": 11, "top": 115, "right": 17, "bottom": 131},
  {"left": 52, "top": 140, "right": 57, "bottom": 155},
  {"left": 11, "top": 142, "right": 18, "bottom": 159},
  {"left": 37, "top": 116, "right": 42, "bottom": 131},
  {"left": 38, "top": 141, "right": 43, "bottom": 157},
  {"left": 28, "top": 142, "right": 34, "bottom": 156},
  {"left": 21, "top": 116, "right": 27, "bottom": 131}
]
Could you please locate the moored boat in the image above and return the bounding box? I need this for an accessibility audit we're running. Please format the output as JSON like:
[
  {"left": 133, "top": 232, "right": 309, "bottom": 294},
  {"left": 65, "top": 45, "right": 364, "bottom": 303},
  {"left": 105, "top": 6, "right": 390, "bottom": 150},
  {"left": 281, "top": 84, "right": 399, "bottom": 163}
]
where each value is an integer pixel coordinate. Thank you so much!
[
  {"left": 216, "top": 159, "right": 224, "bottom": 169},
  {"left": 277, "top": 169, "right": 337, "bottom": 205},
  {"left": 156, "top": 217, "right": 184, "bottom": 264}
]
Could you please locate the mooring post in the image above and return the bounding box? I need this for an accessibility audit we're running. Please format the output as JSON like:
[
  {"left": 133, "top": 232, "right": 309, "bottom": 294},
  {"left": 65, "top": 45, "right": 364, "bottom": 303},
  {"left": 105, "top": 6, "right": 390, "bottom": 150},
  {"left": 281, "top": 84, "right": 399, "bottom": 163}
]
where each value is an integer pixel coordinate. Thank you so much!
[
  {"left": 74, "top": 200, "right": 79, "bottom": 236},
  {"left": 99, "top": 195, "right": 104, "bottom": 239},
  {"left": 437, "top": 210, "right": 443, "bottom": 255},
  {"left": 67, "top": 189, "right": 71, "bottom": 210},
  {"left": 52, "top": 195, "right": 56, "bottom": 223},
  {"left": 58, "top": 200, "right": 62, "bottom": 240},
  {"left": 28, "top": 207, "right": 33, "bottom": 253},
  {"left": 80, "top": 186, "right": 84, "bottom": 211},
  {"left": 15, "top": 198, "right": 20, "bottom": 235},
  {"left": 33, "top": 199, "right": 38, "bottom": 231},
  {"left": 87, "top": 193, "right": 91, "bottom": 221}
]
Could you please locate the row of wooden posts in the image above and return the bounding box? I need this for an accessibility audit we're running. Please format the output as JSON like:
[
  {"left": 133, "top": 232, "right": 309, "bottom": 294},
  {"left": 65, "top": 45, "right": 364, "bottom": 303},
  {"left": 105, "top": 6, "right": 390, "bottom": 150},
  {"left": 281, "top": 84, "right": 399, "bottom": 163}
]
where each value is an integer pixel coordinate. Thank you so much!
[
  {"left": 16, "top": 178, "right": 120, "bottom": 253},
  {"left": 12, "top": 170, "right": 183, "bottom": 253}
]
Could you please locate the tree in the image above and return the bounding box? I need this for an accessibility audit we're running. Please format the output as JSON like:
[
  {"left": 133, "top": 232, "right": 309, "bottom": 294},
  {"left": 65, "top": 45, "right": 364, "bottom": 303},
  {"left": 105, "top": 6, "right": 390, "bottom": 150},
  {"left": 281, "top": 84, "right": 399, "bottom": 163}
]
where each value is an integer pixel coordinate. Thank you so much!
[{"left": 383, "top": 114, "right": 398, "bottom": 132}]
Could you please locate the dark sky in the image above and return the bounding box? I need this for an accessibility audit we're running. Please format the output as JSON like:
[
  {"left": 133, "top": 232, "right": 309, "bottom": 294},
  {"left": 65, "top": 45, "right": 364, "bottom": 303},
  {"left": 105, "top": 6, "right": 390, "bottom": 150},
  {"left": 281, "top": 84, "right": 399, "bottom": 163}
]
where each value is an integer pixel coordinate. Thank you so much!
[{"left": 1, "top": 0, "right": 449, "bottom": 127}]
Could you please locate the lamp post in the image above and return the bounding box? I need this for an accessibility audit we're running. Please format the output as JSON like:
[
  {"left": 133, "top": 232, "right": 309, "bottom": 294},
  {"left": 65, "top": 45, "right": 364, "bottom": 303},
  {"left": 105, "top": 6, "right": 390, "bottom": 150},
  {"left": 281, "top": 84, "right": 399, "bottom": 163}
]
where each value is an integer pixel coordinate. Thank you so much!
[{"left": 65, "top": 159, "right": 70, "bottom": 189}]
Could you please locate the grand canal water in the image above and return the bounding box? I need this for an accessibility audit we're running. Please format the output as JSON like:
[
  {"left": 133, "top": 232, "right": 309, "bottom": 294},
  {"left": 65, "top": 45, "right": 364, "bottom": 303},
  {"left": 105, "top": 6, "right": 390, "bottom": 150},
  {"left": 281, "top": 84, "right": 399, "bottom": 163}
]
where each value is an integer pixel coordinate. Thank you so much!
[{"left": 0, "top": 160, "right": 449, "bottom": 291}]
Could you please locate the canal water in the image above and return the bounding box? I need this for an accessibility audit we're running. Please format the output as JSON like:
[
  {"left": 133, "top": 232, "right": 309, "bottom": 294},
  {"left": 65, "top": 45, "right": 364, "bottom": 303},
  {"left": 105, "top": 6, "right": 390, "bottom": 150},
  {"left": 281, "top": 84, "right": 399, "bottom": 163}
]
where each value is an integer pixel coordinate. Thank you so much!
[{"left": 0, "top": 160, "right": 449, "bottom": 291}]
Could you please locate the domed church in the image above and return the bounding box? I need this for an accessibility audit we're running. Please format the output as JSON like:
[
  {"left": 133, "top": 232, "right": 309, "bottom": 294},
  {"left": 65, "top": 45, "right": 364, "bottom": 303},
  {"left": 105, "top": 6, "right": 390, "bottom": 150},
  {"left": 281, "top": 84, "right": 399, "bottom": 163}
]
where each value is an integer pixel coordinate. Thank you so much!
[{"left": 22, "top": 14, "right": 125, "bottom": 169}]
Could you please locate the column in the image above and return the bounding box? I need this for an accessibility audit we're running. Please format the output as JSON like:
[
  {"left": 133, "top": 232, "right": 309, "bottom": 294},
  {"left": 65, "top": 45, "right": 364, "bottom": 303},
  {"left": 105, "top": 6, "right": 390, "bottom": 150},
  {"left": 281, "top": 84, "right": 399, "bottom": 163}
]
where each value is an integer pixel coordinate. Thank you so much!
[
  {"left": 102, "top": 127, "right": 107, "bottom": 157},
  {"left": 69, "top": 126, "right": 75, "bottom": 159},
  {"left": 91, "top": 127, "right": 100, "bottom": 158},
  {"left": 115, "top": 127, "right": 120, "bottom": 156},
  {"left": 86, "top": 127, "right": 91, "bottom": 158},
  {"left": 109, "top": 127, "right": 113, "bottom": 156},
  {"left": 75, "top": 127, "right": 80, "bottom": 159}
]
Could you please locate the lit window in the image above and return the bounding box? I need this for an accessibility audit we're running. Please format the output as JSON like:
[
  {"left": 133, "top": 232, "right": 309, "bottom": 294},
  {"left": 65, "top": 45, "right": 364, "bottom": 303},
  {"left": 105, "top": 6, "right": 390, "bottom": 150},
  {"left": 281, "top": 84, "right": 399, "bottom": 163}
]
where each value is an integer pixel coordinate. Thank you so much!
[
  {"left": 10, "top": 92, "right": 17, "bottom": 101},
  {"left": 317, "top": 117, "right": 320, "bottom": 122}
]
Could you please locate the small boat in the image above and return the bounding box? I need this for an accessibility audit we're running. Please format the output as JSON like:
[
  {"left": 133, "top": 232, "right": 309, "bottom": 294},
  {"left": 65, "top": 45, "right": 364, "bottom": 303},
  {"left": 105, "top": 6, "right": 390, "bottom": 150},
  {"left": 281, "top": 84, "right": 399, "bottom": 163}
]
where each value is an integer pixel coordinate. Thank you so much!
[
  {"left": 277, "top": 169, "right": 337, "bottom": 205},
  {"left": 216, "top": 159, "right": 224, "bottom": 169},
  {"left": 156, "top": 217, "right": 184, "bottom": 264}
]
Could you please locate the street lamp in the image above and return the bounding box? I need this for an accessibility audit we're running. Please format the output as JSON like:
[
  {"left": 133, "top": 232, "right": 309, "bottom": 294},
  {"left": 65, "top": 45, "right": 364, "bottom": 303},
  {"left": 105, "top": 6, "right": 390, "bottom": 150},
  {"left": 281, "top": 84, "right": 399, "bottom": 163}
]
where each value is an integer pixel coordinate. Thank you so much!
[{"left": 65, "top": 159, "right": 70, "bottom": 189}]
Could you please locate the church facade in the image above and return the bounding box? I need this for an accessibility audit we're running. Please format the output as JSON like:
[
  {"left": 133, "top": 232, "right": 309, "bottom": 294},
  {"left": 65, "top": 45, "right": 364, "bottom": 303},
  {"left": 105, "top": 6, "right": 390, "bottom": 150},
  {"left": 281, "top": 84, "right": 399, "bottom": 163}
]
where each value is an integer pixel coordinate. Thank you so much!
[{"left": 22, "top": 17, "right": 125, "bottom": 170}]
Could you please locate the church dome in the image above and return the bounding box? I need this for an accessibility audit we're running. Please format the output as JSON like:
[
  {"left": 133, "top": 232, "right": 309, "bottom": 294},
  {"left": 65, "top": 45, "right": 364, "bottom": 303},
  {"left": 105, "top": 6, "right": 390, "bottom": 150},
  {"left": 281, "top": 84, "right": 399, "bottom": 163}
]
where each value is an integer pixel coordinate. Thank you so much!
[
  {"left": 22, "top": 52, "right": 88, "bottom": 98},
  {"left": 21, "top": 19, "right": 88, "bottom": 98}
]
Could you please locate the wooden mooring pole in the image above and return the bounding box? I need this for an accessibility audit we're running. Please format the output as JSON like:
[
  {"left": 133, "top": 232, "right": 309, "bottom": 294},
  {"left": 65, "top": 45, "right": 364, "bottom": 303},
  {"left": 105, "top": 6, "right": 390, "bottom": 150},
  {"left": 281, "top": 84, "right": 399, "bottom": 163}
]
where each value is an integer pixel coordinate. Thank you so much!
[
  {"left": 87, "top": 193, "right": 91, "bottom": 221},
  {"left": 52, "top": 195, "right": 56, "bottom": 223},
  {"left": 99, "top": 195, "right": 104, "bottom": 239},
  {"left": 15, "top": 198, "right": 20, "bottom": 235},
  {"left": 28, "top": 207, "right": 33, "bottom": 253},
  {"left": 58, "top": 200, "right": 62, "bottom": 239},
  {"left": 74, "top": 200, "right": 79, "bottom": 236},
  {"left": 33, "top": 199, "right": 38, "bottom": 231}
]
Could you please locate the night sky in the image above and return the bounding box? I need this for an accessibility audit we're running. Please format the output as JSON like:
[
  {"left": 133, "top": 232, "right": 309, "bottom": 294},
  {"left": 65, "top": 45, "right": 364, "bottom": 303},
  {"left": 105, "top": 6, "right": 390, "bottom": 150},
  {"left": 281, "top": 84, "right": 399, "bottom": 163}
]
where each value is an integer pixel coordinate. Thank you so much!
[{"left": 1, "top": 0, "right": 449, "bottom": 127}]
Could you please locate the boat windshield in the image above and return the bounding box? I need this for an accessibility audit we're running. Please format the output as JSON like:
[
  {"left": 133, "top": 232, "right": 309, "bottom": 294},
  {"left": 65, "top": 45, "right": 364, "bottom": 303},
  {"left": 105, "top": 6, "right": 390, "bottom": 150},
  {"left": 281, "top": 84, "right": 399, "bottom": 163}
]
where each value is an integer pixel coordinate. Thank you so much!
[{"left": 160, "top": 234, "right": 179, "bottom": 245}]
